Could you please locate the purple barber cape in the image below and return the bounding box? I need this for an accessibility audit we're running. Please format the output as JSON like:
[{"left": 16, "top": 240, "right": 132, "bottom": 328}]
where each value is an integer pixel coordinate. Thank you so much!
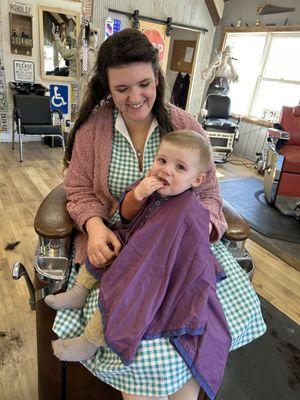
[{"left": 89, "top": 190, "right": 231, "bottom": 399}]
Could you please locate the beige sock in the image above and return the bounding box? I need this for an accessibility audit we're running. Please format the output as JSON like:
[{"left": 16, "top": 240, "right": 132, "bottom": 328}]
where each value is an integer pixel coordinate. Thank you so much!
[
  {"left": 45, "top": 282, "right": 89, "bottom": 310},
  {"left": 52, "top": 335, "right": 98, "bottom": 361}
]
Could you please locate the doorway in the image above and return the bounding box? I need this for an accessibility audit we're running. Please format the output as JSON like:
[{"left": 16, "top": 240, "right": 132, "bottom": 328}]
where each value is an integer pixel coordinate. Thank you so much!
[{"left": 165, "top": 27, "right": 201, "bottom": 116}]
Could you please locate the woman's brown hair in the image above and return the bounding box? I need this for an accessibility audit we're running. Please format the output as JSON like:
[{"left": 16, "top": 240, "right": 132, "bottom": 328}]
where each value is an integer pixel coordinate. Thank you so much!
[{"left": 64, "top": 28, "right": 174, "bottom": 167}]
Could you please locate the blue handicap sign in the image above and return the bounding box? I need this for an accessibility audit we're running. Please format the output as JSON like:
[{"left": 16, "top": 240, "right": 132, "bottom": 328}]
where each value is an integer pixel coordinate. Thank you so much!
[{"left": 50, "top": 84, "right": 68, "bottom": 114}]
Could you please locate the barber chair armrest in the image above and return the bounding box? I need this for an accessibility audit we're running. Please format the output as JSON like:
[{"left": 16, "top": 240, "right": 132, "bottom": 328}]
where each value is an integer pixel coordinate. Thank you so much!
[
  {"left": 34, "top": 186, "right": 250, "bottom": 243},
  {"left": 222, "top": 199, "right": 251, "bottom": 241},
  {"left": 34, "top": 184, "right": 74, "bottom": 239}
]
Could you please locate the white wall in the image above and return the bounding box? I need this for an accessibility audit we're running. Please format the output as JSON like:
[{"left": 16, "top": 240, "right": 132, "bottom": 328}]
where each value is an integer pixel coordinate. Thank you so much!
[
  {"left": 0, "top": 0, "right": 81, "bottom": 142},
  {"left": 92, "top": 0, "right": 217, "bottom": 116}
]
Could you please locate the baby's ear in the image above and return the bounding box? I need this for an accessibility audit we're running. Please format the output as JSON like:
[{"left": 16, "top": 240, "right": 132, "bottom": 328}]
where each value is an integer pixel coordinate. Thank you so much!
[{"left": 192, "top": 173, "right": 206, "bottom": 187}]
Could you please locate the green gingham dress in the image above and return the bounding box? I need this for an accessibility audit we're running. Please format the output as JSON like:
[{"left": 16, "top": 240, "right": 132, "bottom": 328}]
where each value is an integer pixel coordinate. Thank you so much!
[{"left": 53, "top": 109, "right": 266, "bottom": 396}]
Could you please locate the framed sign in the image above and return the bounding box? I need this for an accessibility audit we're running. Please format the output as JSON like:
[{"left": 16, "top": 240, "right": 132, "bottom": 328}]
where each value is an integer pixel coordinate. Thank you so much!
[
  {"left": 9, "top": 1, "right": 32, "bottom": 16},
  {"left": 39, "top": 6, "right": 80, "bottom": 81},
  {"left": 13, "top": 60, "right": 34, "bottom": 82},
  {"left": 262, "top": 108, "right": 280, "bottom": 123},
  {"left": 50, "top": 84, "right": 69, "bottom": 115},
  {"left": 170, "top": 40, "right": 196, "bottom": 74},
  {"left": 10, "top": 13, "right": 33, "bottom": 55}
]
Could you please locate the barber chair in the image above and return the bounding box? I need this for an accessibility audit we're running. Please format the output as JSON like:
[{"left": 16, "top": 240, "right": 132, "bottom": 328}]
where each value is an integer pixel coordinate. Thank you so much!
[
  {"left": 264, "top": 104, "right": 300, "bottom": 218},
  {"left": 12, "top": 94, "right": 65, "bottom": 162},
  {"left": 12, "top": 184, "right": 251, "bottom": 400},
  {"left": 202, "top": 94, "right": 240, "bottom": 163}
]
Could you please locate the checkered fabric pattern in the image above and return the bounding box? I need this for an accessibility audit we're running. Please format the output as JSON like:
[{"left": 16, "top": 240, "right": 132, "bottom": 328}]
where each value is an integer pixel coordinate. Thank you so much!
[
  {"left": 108, "top": 108, "right": 160, "bottom": 226},
  {"left": 53, "top": 109, "right": 266, "bottom": 395},
  {"left": 213, "top": 242, "right": 266, "bottom": 350},
  {"left": 54, "top": 264, "right": 192, "bottom": 396}
]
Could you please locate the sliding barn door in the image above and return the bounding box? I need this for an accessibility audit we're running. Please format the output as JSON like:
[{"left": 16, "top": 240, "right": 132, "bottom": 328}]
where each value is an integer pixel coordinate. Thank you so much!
[{"left": 139, "top": 20, "right": 170, "bottom": 75}]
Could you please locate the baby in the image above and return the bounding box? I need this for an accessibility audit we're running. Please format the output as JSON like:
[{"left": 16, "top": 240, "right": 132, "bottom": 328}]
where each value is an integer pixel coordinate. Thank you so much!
[{"left": 45, "top": 130, "right": 212, "bottom": 361}]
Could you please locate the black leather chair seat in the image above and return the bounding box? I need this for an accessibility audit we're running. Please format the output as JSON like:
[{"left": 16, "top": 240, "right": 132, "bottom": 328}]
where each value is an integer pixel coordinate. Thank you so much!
[
  {"left": 22, "top": 124, "right": 61, "bottom": 135},
  {"left": 204, "top": 118, "right": 237, "bottom": 133},
  {"left": 12, "top": 94, "right": 65, "bottom": 161}
]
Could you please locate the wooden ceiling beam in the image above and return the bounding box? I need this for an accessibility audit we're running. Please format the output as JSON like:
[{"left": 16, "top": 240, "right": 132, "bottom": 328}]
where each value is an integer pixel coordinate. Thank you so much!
[{"left": 205, "top": 0, "right": 220, "bottom": 27}]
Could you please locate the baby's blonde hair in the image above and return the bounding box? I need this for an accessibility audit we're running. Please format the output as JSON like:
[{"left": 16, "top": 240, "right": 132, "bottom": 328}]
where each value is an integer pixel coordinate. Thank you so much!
[{"left": 160, "top": 130, "right": 211, "bottom": 172}]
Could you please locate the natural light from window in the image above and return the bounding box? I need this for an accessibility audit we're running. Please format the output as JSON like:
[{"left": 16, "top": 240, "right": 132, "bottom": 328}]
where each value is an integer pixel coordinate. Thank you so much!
[
  {"left": 225, "top": 33, "right": 266, "bottom": 116},
  {"left": 224, "top": 31, "right": 300, "bottom": 120}
]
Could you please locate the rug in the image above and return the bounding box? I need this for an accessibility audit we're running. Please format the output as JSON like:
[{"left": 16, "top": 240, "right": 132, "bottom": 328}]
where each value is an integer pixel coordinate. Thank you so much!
[
  {"left": 217, "top": 296, "right": 300, "bottom": 400},
  {"left": 220, "top": 177, "right": 300, "bottom": 243},
  {"left": 220, "top": 177, "right": 300, "bottom": 270}
]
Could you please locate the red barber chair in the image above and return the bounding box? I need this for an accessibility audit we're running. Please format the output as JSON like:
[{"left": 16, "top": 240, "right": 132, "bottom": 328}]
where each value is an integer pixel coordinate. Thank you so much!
[
  {"left": 12, "top": 185, "right": 251, "bottom": 400},
  {"left": 264, "top": 104, "right": 300, "bottom": 218}
]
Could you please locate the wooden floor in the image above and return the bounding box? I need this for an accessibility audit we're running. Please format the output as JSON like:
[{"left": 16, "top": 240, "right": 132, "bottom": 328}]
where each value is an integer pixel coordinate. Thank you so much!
[{"left": 0, "top": 142, "right": 299, "bottom": 400}]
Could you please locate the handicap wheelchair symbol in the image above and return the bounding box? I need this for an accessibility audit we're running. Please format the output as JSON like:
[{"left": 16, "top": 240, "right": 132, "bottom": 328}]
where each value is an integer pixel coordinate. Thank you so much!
[
  {"left": 50, "top": 84, "right": 68, "bottom": 114},
  {"left": 51, "top": 86, "right": 67, "bottom": 107}
]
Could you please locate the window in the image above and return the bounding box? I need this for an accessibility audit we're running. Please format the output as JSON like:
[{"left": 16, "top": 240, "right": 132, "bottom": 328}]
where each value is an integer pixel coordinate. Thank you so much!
[{"left": 224, "top": 31, "right": 300, "bottom": 120}]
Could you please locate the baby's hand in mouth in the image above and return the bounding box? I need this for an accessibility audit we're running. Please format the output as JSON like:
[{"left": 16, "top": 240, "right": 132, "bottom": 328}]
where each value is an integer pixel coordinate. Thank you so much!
[{"left": 157, "top": 177, "right": 168, "bottom": 186}]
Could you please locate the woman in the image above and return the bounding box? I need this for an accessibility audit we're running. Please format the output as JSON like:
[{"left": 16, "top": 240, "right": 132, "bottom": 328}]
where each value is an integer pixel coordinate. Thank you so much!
[{"left": 54, "top": 29, "right": 266, "bottom": 400}]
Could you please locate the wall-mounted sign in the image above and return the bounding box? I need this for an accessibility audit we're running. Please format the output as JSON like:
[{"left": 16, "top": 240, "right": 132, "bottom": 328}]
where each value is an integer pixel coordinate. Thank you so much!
[
  {"left": 105, "top": 18, "right": 114, "bottom": 40},
  {"left": 10, "top": 13, "right": 33, "bottom": 55},
  {"left": 0, "top": 112, "right": 8, "bottom": 133},
  {"left": 50, "top": 84, "right": 68, "bottom": 115},
  {"left": 0, "top": 68, "right": 8, "bottom": 113},
  {"left": 13, "top": 60, "right": 34, "bottom": 82},
  {"left": 262, "top": 108, "right": 280, "bottom": 123},
  {"left": 10, "top": 1, "right": 32, "bottom": 16},
  {"left": 82, "top": 0, "right": 93, "bottom": 19},
  {"left": 143, "top": 29, "right": 165, "bottom": 62},
  {"left": 70, "top": 82, "right": 79, "bottom": 121},
  {"left": 170, "top": 40, "right": 196, "bottom": 74}
]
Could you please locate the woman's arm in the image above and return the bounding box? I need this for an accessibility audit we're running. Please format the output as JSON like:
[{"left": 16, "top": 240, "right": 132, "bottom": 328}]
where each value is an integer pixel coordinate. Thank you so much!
[
  {"left": 64, "top": 118, "right": 121, "bottom": 266},
  {"left": 195, "top": 156, "right": 227, "bottom": 242},
  {"left": 64, "top": 121, "right": 108, "bottom": 232}
]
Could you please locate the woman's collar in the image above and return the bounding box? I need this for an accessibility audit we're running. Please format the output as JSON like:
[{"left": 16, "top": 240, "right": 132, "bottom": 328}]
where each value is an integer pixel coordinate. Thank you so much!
[{"left": 115, "top": 111, "right": 158, "bottom": 141}]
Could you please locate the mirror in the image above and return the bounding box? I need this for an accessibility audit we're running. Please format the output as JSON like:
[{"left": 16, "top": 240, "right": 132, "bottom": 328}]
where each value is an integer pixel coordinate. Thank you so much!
[{"left": 39, "top": 6, "right": 80, "bottom": 81}]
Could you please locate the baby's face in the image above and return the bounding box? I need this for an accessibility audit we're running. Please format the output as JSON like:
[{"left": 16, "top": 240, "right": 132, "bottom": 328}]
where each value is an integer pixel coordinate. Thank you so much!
[{"left": 150, "top": 142, "right": 205, "bottom": 197}]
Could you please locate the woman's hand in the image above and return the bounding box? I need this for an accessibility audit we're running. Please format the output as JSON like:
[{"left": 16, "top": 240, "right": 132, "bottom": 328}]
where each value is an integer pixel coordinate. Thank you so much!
[
  {"left": 86, "top": 217, "right": 121, "bottom": 267},
  {"left": 134, "top": 175, "right": 163, "bottom": 201}
]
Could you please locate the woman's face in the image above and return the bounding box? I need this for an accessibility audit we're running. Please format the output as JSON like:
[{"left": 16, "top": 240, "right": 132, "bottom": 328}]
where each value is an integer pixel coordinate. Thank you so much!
[{"left": 108, "top": 62, "right": 157, "bottom": 127}]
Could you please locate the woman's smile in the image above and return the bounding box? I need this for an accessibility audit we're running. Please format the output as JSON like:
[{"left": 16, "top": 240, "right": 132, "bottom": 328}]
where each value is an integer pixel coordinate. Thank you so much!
[
  {"left": 108, "top": 62, "right": 157, "bottom": 127},
  {"left": 128, "top": 100, "right": 146, "bottom": 109}
]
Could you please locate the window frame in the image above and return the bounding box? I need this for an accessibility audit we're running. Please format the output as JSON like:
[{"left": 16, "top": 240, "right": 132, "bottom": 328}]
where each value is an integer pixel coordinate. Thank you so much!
[{"left": 220, "top": 25, "right": 300, "bottom": 125}]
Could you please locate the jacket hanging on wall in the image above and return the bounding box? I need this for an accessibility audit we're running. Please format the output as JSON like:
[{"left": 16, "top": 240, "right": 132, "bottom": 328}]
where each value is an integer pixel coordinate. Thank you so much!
[{"left": 171, "top": 72, "right": 190, "bottom": 110}]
